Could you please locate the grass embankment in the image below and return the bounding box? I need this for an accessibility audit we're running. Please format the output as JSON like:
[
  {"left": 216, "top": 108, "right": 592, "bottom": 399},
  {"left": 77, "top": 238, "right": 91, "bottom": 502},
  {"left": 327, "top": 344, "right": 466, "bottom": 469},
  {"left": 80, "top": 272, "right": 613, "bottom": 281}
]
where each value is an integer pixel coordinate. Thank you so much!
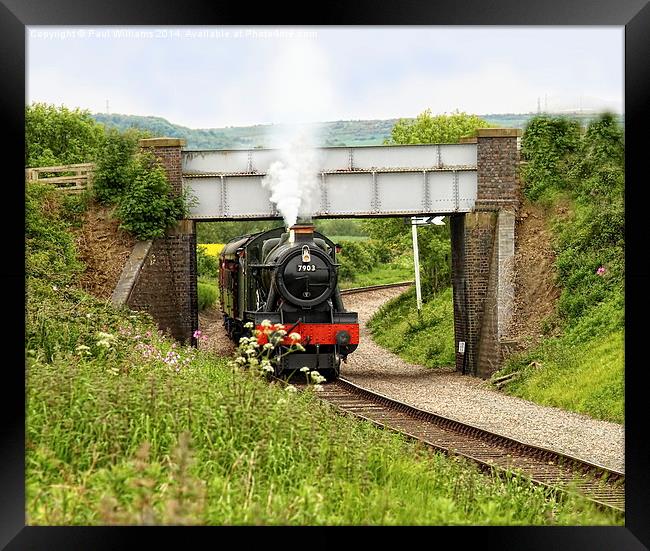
[
  {"left": 495, "top": 194, "right": 624, "bottom": 424},
  {"left": 494, "top": 114, "right": 624, "bottom": 425},
  {"left": 368, "top": 286, "right": 455, "bottom": 368},
  {"left": 26, "top": 183, "right": 620, "bottom": 525}
]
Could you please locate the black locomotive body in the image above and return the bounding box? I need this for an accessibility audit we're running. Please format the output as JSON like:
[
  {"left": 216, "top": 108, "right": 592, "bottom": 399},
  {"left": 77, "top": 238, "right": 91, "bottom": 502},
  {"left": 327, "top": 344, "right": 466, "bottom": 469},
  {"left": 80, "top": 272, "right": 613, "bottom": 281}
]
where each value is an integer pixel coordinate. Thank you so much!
[{"left": 218, "top": 222, "right": 359, "bottom": 380}]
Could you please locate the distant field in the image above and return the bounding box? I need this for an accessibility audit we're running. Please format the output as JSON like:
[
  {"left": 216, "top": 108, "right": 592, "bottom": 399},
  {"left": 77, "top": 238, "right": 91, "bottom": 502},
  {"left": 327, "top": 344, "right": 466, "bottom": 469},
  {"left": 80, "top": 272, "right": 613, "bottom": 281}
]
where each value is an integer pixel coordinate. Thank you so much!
[
  {"left": 340, "top": 264, "right": 413, "bottom": 290},
  {"left": 329, "top": 235, "right": 370, "bottom": 243},
  {"left": 198, "top": 243, "right": 224, "bottom": 256}
]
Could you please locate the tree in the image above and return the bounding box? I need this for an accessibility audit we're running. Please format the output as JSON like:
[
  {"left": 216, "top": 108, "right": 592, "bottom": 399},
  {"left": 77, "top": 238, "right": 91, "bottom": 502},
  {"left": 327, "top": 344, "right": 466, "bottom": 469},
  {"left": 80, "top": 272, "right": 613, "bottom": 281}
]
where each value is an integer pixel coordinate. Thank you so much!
[
  {"left": 520, "top": 115, "right": 581, "bottom": 201},
  {"left": 386, "top": 109, "right": 492, "bottom": 145},
  {"left": 25, "top": 103, "right": 105, "bottom": 167},
  {"left": 366, "top": 109, "right": 492, "bottom": 297}
]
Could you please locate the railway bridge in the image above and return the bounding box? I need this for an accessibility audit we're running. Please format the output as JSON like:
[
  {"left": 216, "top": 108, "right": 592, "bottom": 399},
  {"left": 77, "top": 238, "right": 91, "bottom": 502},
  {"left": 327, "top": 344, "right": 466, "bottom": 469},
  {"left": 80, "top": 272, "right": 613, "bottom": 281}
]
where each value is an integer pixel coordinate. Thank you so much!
[{"left": 112, "top": 129, "right": 521, "bottom": 378}]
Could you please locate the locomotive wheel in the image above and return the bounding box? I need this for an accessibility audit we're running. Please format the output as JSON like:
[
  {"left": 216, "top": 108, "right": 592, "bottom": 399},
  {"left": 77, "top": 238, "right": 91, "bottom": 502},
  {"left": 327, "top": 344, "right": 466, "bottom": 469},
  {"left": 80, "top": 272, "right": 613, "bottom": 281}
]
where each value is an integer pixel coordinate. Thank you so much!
[{"left": 324, "top": 355, "right": 341, "bottom": 381}]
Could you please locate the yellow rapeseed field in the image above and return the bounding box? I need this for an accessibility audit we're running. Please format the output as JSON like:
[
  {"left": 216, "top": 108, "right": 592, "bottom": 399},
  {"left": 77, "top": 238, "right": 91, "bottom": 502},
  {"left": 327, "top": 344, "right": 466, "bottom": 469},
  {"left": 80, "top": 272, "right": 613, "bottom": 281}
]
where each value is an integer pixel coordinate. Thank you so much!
[{"left": 198, "top": 243, "right": 224, "bottom": 257}]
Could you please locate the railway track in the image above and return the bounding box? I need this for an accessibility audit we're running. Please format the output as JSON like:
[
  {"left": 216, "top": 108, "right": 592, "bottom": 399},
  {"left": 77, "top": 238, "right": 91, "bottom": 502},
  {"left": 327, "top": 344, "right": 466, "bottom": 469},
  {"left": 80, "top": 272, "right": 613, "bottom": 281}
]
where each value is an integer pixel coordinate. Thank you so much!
[
  {"left": 340, "top": 281, "right": 413, "bottom": 295},
  {"left": 298, "top": 377, "right": 625, "bottom": 513}
]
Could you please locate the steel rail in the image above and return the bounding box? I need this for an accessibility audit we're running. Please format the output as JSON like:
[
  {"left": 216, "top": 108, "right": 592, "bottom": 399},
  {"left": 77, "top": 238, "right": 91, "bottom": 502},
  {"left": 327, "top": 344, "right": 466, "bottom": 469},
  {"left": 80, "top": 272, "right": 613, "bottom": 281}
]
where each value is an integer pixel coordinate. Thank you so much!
[
  {"left": 298, "top": 376, "right": 625, "bottom": 513},
  {"left": 339, "top": 281, "right": 414, "bottom": 295}
]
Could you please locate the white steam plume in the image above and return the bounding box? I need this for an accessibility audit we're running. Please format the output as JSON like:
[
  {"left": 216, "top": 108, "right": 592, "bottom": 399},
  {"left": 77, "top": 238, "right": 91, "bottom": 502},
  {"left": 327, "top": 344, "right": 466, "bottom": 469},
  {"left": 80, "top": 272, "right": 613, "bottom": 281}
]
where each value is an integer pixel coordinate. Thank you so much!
[
  {"left": 261, "top": 131, "right": 321, "bottom": 228},
  {"left": 260, "top": 38, "right": 333, "bottom": 228}
]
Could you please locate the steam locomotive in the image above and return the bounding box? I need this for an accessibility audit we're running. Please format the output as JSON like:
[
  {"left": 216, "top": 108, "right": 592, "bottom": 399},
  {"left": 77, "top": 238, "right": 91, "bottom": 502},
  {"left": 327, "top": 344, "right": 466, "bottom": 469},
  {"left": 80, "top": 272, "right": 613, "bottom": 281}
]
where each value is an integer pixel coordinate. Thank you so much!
[{"left": 218, "top": 221, "right": 359, "bottom": 380}]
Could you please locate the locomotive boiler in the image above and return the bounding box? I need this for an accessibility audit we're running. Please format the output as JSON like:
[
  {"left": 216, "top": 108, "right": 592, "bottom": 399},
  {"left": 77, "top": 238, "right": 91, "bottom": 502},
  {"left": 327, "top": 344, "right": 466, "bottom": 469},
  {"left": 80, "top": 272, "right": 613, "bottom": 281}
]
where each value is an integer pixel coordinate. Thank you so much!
[{"left": 218, "top": 220, "right": 358, "bottom": 380}]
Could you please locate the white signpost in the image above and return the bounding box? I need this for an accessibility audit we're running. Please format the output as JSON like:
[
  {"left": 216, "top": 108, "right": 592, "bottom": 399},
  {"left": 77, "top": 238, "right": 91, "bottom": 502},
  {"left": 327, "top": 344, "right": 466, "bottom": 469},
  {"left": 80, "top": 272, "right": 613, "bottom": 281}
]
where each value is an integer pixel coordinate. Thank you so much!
[{"left": 410, "top": 216, "right": 446, "bottom": 314}]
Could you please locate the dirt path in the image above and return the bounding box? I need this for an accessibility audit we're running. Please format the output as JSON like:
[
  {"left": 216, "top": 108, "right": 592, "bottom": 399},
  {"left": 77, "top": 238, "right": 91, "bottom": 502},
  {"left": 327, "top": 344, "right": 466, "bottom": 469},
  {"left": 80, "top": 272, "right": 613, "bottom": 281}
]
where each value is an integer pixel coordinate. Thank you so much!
[{"left": 198, "top": 306, "right": 236, "bottom": 356}]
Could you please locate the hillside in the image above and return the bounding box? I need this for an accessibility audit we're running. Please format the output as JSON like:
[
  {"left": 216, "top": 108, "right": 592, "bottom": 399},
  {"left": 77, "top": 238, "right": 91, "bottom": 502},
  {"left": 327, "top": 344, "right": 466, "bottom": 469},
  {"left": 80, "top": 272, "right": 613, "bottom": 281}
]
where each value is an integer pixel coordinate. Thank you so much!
[{"left": 91, "top": 112, "right": 621, "bottom": 150}]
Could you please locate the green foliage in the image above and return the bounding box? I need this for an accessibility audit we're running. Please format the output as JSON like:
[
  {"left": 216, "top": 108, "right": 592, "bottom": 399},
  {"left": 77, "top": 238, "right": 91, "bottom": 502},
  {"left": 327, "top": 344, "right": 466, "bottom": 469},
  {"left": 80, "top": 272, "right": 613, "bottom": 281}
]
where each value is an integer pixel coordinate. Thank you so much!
[
  {"left": 494, "top": 113, "right": 625, "bottom": 423},
  {"left": 196, "top": 221, "right": 279, "bottom": 244},
  {"left": 368, "top": 286, "right": 456, "bottom": 368},
  {"left": 25, "top": 103, "right": 104, "bottom": 167},
  {"left": 363, "top": 218, "right": 451, "bottom": 297},
  {"left": 92, "top": 128, "right": 146, "bottom": 204},
  {"left": 59, "top": 190, "right": 93, "bottom": 228},
  {"left": 499, "top": 328, "right": 624, "bottom": 424},
  {"left": 387, "top": 109, "right": 492, "bottom": 145},
  {"left": 197, "top": 281, "right": 218, "bottom": 311},
  {"left": 25, "top": 183, "right": 83, "bottom": 287},
  {"left": 196, "top": 245, "right": 219, "bottom": 279},
  {"left": 115, "top": 152, "right": 187, "bottom": 240},
  {"left": 336, "top": 239, "right": 391, "bottom": 282},
  {"left": 520, "top": 115, "right": 581, "bottom": 201},
  {"left": 314, "top": 218, "right": 366, "bottom": 237}
]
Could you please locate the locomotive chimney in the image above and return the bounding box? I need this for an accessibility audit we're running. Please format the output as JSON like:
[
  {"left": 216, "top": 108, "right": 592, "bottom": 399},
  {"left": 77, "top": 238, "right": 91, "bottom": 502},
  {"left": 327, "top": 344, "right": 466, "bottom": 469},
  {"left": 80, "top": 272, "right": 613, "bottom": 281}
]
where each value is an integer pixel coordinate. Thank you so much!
[{"left": 289, "top": 216, "right": 315, "bottom": 244}]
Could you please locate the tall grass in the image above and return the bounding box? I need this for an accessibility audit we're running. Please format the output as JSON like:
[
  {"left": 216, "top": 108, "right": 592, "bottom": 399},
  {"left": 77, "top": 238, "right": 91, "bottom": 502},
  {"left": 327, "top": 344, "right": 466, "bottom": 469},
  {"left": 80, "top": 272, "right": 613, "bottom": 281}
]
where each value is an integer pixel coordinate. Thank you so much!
[
  {"left": 27, "top": 339, "right": 621, "bottom": 525},
  {"left": 367, "top": 286, "right": 456, "bottom": 368},
  {"left": 198, "top": 279, "right": 218, "bottom": 311}
]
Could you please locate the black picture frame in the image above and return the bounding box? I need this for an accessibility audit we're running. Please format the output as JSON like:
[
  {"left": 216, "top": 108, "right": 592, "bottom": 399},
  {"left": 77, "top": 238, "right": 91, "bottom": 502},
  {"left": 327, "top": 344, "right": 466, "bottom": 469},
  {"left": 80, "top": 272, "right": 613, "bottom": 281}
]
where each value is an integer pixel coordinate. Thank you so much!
[{"left": 5, "top": 1, "right": 649, "bottom": 548}]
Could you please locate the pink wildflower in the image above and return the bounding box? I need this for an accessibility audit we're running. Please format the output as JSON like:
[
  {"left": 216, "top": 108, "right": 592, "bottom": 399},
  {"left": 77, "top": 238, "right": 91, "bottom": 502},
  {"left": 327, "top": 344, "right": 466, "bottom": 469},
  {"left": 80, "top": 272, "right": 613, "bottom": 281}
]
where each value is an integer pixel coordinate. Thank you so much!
[{"left": 596, "top": 266, "right": 606, "bottom": 276}]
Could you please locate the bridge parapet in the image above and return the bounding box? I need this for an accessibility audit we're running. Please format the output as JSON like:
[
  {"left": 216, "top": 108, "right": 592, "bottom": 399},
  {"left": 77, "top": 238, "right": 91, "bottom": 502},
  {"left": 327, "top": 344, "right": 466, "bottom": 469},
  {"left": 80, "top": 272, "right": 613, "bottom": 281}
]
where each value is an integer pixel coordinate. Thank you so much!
[{"left": 181, "top": 143, "right": 479, "bottom": 220}]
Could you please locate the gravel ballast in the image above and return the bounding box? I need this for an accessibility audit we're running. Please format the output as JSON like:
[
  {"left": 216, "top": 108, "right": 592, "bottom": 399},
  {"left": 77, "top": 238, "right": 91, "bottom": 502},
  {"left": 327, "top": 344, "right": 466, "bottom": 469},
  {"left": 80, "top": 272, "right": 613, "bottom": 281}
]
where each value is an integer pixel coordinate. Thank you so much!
[{"left": 340, "top": 286, "right": 625, "bottom": 473}]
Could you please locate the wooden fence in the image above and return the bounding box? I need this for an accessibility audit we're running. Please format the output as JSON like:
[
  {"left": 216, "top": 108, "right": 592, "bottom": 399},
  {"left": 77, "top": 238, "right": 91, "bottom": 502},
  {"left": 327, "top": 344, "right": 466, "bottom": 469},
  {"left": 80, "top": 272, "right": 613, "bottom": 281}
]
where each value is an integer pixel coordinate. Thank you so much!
[{"left": 25, "top": 163, "right": 95, "bottom": 193}]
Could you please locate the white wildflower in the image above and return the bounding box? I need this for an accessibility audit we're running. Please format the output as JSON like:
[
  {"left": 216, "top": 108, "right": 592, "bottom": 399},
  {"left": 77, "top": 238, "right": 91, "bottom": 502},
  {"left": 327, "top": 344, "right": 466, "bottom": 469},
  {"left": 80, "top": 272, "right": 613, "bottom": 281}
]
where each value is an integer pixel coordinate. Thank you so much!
[
  {"left": 244, "top": 321, "right": 254, "bottom": 329},
  {"left": 289, "top": 332, "right": 301, "bottom": 341},
  {"left": 260, "top": 320, "right": 272, "bottom": 328},
  {"left": 75, "top": 344, "right": 91, "bottom": 356},
  {"left": 263, "top": 343, "right": 274, "bottom": 350},
  {"left": 313, "top": 384, "right": 324, "bottom": 392},
  {"left": 300, "top": 366, "right": 310, "bottom": 373},
  {"left": 285, "top": 385, "right": 297, "bottom": 393},
  {"left": 310, "top": 371, "right": 327, "bottom": 384}
]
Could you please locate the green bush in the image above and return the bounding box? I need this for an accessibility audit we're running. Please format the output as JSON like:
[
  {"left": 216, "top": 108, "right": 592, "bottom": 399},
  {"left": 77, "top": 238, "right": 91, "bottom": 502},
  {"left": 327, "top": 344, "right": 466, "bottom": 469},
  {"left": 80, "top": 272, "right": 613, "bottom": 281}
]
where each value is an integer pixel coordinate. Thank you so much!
[
  {"left": 92, "top": 128, "right": 144, "bottom": 204},
  {"left": 26, "top": 183, "right": 83, "bottom": 287},
  {"left": 520, "top": 115, "right": 581, "bottom": 201},
  {"left": 198, "top": 281, "right": 218, "bottom": 311},
  {"left": 115, "top": 152, "right": 187, "bottom": 240},
  {"left": 197, "top": 245, "right": 219, "bottom": 279},
  {"left": 336, "top": 239, "right": 379, "bottom": 281}
]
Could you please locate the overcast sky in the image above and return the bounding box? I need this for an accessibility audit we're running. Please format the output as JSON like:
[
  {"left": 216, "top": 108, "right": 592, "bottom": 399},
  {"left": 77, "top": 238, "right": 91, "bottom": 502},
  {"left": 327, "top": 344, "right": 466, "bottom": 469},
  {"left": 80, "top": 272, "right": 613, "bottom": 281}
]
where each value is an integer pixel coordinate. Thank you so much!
[{"left": 26, "top": 26, "right": 624, "bottom": 129}]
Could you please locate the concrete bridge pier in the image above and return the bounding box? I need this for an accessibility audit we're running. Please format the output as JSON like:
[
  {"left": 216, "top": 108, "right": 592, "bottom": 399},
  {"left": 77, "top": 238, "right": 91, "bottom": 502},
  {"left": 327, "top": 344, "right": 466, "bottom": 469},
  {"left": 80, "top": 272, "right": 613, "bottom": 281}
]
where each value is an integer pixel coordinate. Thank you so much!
[{"left": 450, "top": 129, "right": 521, "bottom": 377}]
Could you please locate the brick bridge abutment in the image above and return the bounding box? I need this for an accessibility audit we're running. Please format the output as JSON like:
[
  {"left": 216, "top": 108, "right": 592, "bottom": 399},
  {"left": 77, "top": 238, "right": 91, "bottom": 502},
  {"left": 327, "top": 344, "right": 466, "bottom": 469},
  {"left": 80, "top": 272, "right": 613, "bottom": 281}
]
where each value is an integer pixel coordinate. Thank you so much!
[
  {"left": 451, "top": 128, "right": 521, "bottom": 377},
  {"left": 112, "top": 138, "right": 199, "bottom": 346},
  {"left": 114, "top": 131, "right": 521, "bottom": 378}
]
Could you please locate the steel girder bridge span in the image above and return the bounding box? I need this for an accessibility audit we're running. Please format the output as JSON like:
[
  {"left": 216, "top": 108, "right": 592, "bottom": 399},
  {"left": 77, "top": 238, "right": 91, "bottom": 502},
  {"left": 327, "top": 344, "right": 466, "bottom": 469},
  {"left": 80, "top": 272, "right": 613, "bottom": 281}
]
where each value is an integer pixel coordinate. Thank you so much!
[{"left": 181, "top": 143, "right": 478, "bottom": 220}]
